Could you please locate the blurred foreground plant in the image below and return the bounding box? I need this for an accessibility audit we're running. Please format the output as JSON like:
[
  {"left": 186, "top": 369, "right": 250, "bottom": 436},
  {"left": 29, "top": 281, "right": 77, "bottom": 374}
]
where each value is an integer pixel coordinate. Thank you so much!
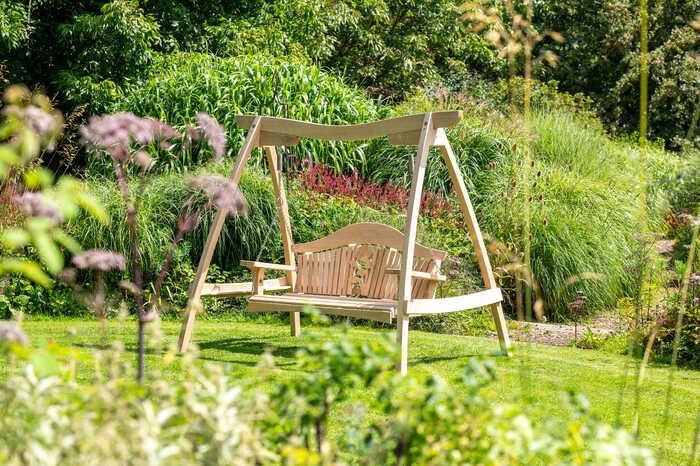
[
  {"left": 0, "top": 85, "right": 107, "bottom": 287},
  {"left": 0, "top": 321, "right": 655, "bottom": 465},
  {"left": 80, "top": 111, "right": 247, "bottom": 382}
]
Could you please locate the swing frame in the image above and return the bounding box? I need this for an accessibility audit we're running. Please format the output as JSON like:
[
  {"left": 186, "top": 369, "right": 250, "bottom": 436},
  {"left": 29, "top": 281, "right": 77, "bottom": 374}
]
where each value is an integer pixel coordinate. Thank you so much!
[{"left": 177, "top": 111, "right": 511, "bottom": 373}]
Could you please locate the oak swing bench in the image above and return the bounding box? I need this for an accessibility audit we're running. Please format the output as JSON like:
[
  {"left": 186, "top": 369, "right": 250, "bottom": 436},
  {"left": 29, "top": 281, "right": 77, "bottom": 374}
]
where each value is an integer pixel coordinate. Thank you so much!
[{"left": 177, "top": 111, "right": 511, "bottom": 374}]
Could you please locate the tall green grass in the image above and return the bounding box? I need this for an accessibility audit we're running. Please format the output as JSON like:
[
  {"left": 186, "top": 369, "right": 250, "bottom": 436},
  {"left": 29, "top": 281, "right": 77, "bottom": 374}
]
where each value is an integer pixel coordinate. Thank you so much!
[
  {"left": 89, "top": 53, "right": 386, "bottom": 174},
  {"left": 365, "top": 97, "right": 679, "bottom": 318},
  {"left": 71, "top": 161, "right": 407, "bottom": 279}
]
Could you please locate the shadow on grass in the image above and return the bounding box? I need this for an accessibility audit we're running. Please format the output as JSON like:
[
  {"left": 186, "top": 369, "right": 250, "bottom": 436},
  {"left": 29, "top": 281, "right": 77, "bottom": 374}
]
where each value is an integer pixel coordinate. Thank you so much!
[
  {"left": 409, "top": 353, "right": 483, "bottom": 366},
  {"left": 198, "top": 336, "right": 302, "bottom": 360}
]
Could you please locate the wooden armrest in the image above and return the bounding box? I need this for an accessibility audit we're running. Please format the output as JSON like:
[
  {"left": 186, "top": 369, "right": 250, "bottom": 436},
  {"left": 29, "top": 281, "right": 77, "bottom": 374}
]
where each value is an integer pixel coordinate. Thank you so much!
[
  {"left": 240, "top": 260, "right": 296, "bottom": 271},
  {"left": 384, "top": 268, "right": 447, "bottom": 282}
]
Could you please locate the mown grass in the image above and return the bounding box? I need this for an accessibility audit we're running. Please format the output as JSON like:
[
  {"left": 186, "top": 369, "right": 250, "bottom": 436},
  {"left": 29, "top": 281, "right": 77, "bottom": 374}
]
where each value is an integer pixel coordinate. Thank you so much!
[{"left": 1, "top": 318, "right": 698, "bottom": 463}]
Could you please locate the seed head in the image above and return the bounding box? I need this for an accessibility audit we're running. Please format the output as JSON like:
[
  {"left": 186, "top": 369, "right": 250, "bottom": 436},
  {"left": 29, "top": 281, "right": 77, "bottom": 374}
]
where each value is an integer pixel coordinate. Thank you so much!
[
  {"left": 189, "top": 174, "right": 248, "bottom": 216},
  {"left": 15, "top": 192, "right": 63, "bottom": 225},
  {"left": 0, "top": 321, "right": 28, "bottom": 346},
  {"left": 195, "top": 112, "right": 226, "bottom": 161},
  {"left": 72, "top": 249, "right": 126, "bottom": 272}
]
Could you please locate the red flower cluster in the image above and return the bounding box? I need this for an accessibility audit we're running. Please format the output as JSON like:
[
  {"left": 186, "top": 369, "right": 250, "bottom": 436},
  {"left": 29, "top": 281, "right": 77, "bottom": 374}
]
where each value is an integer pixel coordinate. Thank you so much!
[
  {"left": 0, "top": 182, "right": 23, "bottom": 229},
  {"left": 294, "top": 163, "right": 462, "bottom": 225}
]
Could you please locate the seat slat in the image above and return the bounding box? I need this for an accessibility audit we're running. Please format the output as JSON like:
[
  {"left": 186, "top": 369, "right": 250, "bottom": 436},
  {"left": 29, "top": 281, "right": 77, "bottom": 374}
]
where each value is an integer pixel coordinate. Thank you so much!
[{"left": 248, "top": 293, "right": 396, "bottom": 323}]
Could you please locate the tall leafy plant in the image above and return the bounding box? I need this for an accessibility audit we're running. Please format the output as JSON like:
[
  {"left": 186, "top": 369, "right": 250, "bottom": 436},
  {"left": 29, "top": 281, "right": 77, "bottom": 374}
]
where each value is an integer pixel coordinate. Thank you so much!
[{"left": 80, "top": 111, "right": 247, "bottom": 382}]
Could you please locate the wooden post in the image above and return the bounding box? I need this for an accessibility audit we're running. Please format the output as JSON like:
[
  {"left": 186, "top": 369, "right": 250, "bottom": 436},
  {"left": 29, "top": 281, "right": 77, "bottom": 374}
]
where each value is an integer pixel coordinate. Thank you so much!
[
  {"left": 435, "top": 129, "right": 511, "bottom": 353},
  {"left": 396, "top": 113, "right": 436, "bottom": 374},
  {"left": 264, "top": 146, "right": 300, "bottom": 336},
  {"left": 177, "top": 117, "right": 262, "bottom": 352}
]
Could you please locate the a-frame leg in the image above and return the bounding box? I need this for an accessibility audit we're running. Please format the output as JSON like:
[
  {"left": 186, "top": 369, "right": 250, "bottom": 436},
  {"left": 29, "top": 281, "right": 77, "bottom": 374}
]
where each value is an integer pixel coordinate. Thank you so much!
[
  {"left": 396, "top": 113, "right": 436, "bottom": 374},
  {"left": 436, "top": 130, "right": 511, "bottom": 354},
  {"left": 264, "top": 146, "right": 300, "bottom": 336},
  {"left": 177, "top": 117, "right": 263, "bottom": 352}
]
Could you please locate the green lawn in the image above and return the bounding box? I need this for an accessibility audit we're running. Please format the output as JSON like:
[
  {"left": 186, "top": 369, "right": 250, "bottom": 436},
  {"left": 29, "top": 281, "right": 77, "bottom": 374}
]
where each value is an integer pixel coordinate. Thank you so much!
[{"left": 2, "top": 318, "right": 699, "bottom": 463}]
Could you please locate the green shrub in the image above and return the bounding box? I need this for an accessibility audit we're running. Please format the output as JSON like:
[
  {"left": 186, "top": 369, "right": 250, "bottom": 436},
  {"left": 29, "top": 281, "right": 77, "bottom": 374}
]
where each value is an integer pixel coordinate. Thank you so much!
[
  {"left": 0, "top": 324, "right": 654, "bottom": 464},
  {"left": 0, "top": 274, "right": 90, "bottom": 319},
  {"left": 364, "top": 94, "right": 678, "bottom": 318},
  {"left": 85, "top": 53, "right": 386, "bottom": 174},
  {"left": 56, "top": 1, "right": 160, "bottom": 112},
  {"left": 533, "top": 0, "right": 698, "bottom": 149},
  {"left": 201, "top": 0, "right": 505, "bottom": 100},
  {"left": 72, "top": 94, "right": 680, "bottom": 320}
]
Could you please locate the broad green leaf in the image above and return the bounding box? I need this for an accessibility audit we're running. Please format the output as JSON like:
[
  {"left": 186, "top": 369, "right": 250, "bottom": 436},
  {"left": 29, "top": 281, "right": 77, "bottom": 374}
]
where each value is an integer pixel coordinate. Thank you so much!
[
  {"left": 76, "top": 191, "right": 109, "bottom": 224},
  {"left": 0, "top": 144, "right": 19, "bottom": 164},
  {"left": 33, "top": 232, "right": 63, "bottom": 275},
  {"left": 25, "top": 216, "right": 53, "bottom": 233},
  {"left": 29, "top": 351, "right": 60, "bottom": 377},
  {"left": 1, "top": 229, "right": 30, "bottom": 248},
  {"left": 0, "top": 258, "right": 52, "bottom": 287},
  {"left": 19, "top": 128, "right": 39, "bottom": 161},
  {"left": 52, "top": 229, "right": 83, "bottom": 254},
  {"left": 23, "top": 167, "right": 54, "bottom": 189}
]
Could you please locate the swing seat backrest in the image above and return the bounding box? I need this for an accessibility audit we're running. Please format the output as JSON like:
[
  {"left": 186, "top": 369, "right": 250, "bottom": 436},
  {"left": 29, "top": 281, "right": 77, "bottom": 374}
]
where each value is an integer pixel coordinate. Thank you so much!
[{"left": 292, "top": 223, "right": 448, "bottom": 300}]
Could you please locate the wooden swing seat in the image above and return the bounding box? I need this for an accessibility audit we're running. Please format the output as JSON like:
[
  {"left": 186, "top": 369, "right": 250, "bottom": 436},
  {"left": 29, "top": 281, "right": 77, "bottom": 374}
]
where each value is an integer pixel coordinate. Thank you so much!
[
  {"left": 237, "top": 222, "right": 503, "bottom": 323},
  {"left": 178, "top": 111, "right": 511, "bottom": 374}
]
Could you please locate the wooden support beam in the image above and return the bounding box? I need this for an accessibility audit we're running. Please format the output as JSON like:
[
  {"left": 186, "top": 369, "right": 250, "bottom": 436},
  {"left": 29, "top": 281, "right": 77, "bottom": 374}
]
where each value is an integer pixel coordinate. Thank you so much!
[
  {"left": 396, "top": 113, "right": 436, "bottom": 375},
  {"left": 177, "top": 116, "right": 262, "bottom": 353},
  {"left": 251, "top": 268, "right": 265, "bottom": 295},
  {"left": 409, "top": 288, "right": 503, "bottom": 316},
  {"left": 264, "top": 146, "right": 300, "bottom": 336},
  {"left": 235, "top": 111, "right": 462, "bottom": 142},
  {"left": 435, "top": 129, "right": 511, "bottom": 353}
]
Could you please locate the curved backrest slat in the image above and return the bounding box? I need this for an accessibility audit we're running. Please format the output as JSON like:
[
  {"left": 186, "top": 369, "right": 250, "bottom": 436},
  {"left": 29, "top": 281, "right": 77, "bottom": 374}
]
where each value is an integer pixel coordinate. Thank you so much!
[
  {"left": 235, "top": 111, "right": 462, "bottom": 142},
  {"left": 294, "top": 222, "right": 447, "bottom": 261}
]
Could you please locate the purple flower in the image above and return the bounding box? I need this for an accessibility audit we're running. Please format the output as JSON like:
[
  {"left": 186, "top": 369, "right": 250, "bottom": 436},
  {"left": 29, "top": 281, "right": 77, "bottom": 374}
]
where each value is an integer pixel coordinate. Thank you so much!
[
  {"left": 72, "top": 249, "right": 126, "bottom": 272},
  {"left": 0, "top": 321, "right": 29, "bottom": 346},
  {"left": 303, "top": 158, "right": 312, "bottom": 167},
  {"left": 80, "top": 112, "right": 179, "bottom": 150},
  {"left": 132, "top": 150, "right": 153, "bottom": 170},
  {"left": 16, "top": 106, "right": 58, "bottom": 138},
  {"left": 2, "top": 103, "right": 62, "bottom": 150},
  {"left": 568, "top": 299, "right": 585, "bottom": 310},
  {"left": 195, "top": 113, "right": 226, "bottom": 161},
  {"left": 15, "top": 192, "right": 63, "bottom": 225},
  {"left": 188, "top": 174, "right": 248, "bottom": 216}
]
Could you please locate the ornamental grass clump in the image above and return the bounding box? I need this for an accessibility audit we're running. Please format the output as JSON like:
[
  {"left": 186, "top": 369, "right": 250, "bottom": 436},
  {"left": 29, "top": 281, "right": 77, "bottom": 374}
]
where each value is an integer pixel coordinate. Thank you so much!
[{"left": 80, "top": 111, "right": 247, "bottom": 382}]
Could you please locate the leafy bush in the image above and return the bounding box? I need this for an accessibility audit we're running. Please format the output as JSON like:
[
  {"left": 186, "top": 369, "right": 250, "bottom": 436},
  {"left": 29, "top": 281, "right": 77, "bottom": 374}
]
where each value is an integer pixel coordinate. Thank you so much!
[
  {"left": 0, "top": 323, "right": 655, "bottom": 464},
  {"left": 56, "top": 1, "right": 160, "bottom": 112},
  {"left": 71, "top": 94, "right": 680, "bottom": 319},
  {"left": 0, "top": 274, "right": 90, "bottom": 319},
  {"left": 87, "top": 53, "right": 386, "bottom": 174},
  {"left": 533, "top": 0, "right": 698, "bottom": 149},
  {"left": 202, "top": 0, "right": 505, "bottom": 100},
  {"left": 363, "top": 94, "right": 678, "bottom": 318}
]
